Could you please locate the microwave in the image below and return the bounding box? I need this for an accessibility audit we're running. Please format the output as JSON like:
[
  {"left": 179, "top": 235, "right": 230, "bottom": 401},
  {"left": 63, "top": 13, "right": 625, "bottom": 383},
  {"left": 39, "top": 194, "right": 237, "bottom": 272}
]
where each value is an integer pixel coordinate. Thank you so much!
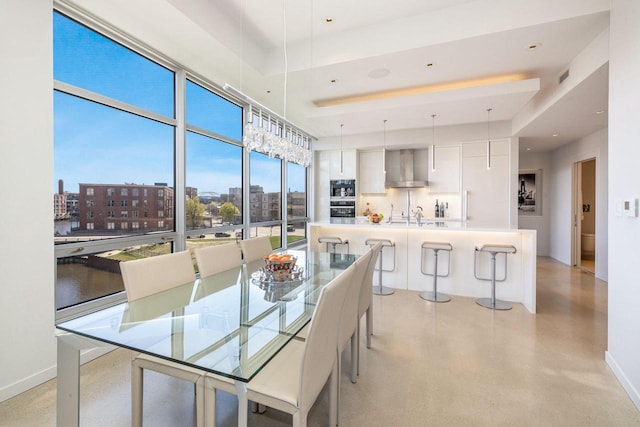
[{"left": 330, "top": 179, "right": 356, "bottom": 198}]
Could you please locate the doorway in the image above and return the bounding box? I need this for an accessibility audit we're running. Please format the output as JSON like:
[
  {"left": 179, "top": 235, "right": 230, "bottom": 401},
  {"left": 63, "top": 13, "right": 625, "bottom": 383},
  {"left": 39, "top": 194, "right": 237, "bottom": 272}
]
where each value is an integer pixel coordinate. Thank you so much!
[{"left": 572, "top": 158, "right": 596, "bottom": 274}]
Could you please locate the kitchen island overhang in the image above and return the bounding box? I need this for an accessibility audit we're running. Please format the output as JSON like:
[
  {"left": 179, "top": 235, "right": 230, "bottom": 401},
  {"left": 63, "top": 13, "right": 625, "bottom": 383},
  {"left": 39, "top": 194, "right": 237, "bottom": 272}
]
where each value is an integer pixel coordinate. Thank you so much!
[{"left": 309, "top": 221, "right": 537, "bottom": 313}]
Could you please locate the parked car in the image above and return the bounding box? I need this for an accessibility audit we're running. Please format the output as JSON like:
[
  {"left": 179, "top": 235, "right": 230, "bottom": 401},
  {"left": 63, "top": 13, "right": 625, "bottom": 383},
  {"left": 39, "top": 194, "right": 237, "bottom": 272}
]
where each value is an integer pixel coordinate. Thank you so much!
[
  {"left": 287, "top": 225, "right": 295, "bottom": 232},
  {"left": 215, "top": 232, "right": 230, "bottom": 238}
]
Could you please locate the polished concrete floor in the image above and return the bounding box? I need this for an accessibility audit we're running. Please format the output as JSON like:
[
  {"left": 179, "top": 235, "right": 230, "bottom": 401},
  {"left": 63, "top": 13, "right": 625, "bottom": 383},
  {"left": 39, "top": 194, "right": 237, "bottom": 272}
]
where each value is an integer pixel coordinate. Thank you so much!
[{"left": 1, "top": 257, "right": 639, "bottom": 426}]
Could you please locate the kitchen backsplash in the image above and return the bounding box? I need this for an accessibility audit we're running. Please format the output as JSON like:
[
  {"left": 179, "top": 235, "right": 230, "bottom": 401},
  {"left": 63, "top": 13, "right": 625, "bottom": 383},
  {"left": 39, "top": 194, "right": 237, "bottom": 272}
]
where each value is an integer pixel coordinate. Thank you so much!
[{"left": 358, "top": 187, "right": 462, "bottom": 220}]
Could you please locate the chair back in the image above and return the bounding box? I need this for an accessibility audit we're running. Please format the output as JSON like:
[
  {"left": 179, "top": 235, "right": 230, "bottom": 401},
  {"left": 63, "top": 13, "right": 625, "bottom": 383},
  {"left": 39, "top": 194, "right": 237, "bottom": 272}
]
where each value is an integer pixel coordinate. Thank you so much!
[
  {"left": 298, "top": 265, "right": 353, "bottom": 410},
  {"left": 120, "top": 251, "right": 195, "bottom": 302},
  {"left": 359, "top": 241, "right": 382, "bottom": 317},
  {"left": 194, "top": 242, "right": 242, "bottom": 278},
  {"left": 240, "top": 236, "right": 273, "bottom": 263},
  {"left": 339, "top": 250, "right": 371, "bottom": 350}
]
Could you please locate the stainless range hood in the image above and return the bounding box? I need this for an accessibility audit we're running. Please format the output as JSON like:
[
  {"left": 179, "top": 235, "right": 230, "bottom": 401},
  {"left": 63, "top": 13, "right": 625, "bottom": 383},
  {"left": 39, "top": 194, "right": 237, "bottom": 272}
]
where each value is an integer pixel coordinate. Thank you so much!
[{"left": 385, "top": 149, "right": 428, "bottom": 188}]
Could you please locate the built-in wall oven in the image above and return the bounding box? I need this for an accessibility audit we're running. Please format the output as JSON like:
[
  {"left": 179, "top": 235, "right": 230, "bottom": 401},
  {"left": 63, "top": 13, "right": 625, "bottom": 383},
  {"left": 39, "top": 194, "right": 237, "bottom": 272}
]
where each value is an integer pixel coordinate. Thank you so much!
[
  {"left": 330, "top": 199, "right": 356, "bottom": 223},
  {"left": 329, "top": 180, "right": 356, "bottom": 223}
]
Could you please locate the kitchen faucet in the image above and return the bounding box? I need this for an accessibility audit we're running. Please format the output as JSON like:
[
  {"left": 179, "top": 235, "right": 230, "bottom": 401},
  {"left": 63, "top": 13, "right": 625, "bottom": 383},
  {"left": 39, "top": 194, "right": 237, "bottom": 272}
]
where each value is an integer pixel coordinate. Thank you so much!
[{"left": 415, "top": 205, "right": 424, "bottom": 226}]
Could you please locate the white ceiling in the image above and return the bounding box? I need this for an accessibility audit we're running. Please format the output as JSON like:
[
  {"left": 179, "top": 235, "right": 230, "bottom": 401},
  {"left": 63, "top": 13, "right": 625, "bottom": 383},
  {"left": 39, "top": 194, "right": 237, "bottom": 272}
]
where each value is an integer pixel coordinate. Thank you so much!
[{"left": 81, "top": 0, "right": 611, "bottom": 152}]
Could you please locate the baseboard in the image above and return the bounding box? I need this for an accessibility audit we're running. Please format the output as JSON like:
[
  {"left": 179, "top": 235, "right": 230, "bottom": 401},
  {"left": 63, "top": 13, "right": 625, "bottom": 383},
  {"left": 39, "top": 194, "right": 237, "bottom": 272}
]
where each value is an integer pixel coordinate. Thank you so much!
[
  {"left": 606, "top": 351, "right": 640, "bottom": 412},
  {"left": 0, "top": 346, "right": 115, "bottom": 403}
]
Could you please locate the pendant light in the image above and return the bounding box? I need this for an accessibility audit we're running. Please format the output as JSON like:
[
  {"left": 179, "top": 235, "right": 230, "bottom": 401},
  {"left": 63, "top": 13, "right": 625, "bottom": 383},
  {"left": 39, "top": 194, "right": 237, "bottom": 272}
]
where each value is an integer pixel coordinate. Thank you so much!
[
  {"left": 431, "top": 114, "right": 436, "bottom": 172},
  {"left": 383, "top": 119, "right": 387, "bottom": 174},
  {"left": 486, "top": 108, "right": 492, "bottom": 170},
  {"left": 340, "top": 123, "right": 344, "bottom": 175}
]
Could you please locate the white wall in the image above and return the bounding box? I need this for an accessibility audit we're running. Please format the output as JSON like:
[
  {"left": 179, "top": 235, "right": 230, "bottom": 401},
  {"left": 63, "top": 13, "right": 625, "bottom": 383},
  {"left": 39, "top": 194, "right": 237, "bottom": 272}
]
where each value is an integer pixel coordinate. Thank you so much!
[
  {"left": 607, "top": 0, "right": 640, "bottom": 412},
  {"left": 547, "top": 128, "right": 608, "bottom": 281},
  {"left": 519, "top": 151, "right": 552, "bottom": 256},
  {"left": 0, "top": 0, "right": 56, "bottom": 400}
]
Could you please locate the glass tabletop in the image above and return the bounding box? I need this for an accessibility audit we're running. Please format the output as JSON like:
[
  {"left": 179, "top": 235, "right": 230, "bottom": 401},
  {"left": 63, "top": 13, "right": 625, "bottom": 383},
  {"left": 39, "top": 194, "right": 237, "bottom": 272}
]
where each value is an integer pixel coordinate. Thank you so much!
[{"left": 56, "top": 250, "right": 359, "bottom": 382}]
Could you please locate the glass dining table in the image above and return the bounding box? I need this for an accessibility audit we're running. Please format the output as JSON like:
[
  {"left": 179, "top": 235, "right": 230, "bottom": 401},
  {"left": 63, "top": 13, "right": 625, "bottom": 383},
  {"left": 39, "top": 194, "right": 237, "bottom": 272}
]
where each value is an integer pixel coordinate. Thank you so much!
[{"left": 55, "top": 249, "right": 359, "bottom": 427}]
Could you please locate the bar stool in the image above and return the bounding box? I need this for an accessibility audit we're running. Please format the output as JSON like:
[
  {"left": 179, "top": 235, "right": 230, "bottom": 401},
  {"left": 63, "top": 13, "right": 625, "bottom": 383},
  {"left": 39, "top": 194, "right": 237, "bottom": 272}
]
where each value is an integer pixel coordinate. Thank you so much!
[
  {"left": 419, "top": 241, "right": 453, "bottom": 303},
  {"left": 474, "top": 244, "right": 517, "bottom": 310},
  {"left": 365, "top": 238, "right": 395, "bottom": 296},
  {"left": 318, "top": 236, "right": 349, "bottom": 254}
]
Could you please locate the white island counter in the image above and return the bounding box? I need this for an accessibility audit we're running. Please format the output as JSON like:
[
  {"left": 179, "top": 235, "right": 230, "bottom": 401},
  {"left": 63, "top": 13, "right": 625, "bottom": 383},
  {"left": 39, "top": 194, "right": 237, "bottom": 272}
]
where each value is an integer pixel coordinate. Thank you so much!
[{"left": 309, "top": 221, "right": 537, "bottom": 313}]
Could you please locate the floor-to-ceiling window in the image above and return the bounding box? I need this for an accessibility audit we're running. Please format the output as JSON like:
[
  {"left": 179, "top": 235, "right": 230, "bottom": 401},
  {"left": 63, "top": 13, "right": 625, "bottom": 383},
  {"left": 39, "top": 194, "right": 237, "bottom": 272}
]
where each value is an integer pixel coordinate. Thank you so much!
[
  {"left": 287, "top": 162, "right": 307, "bottom": 244},
  {"left": 53, "top": 6, "right": 310, "bottom": 318},
  {"left": 185, "top": 79, "right": 244, "bottom": 255},
  {"left": 249, "top": 151, "right": 283, "bottom": 249},
  {"left": 53, "top": 10, "right": 178, "bottom": 315}
]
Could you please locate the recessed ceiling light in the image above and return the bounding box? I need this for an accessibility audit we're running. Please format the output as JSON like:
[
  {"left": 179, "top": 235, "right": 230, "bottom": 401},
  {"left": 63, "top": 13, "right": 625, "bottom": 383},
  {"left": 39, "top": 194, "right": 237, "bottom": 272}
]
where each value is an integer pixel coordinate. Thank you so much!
[
  {"left": 266, "top": 90, "right": 271, "bottom": 94},
  {"left": 552, "top": 133, "right": 559, "bottom": 137},
  {"left": 325, "top": 17, "right": 333, "bottom": 23},
  {"left": 596, "top": 109, "right": 605, "bottom": 114},
  {"left": 527, "top": 43, "right": 541, "bottom": 51},
  {"left": 526, "top": 147, "right": 532, "bottom": 151},
  {"left": 426, "top": 63, "right": 434, "bottom": 68},
  {"left": 368, "top": 68, "right": 390, "bottom": 79},
  {"left": 330, "top": 79, "right": 337, "bottom": 83}
]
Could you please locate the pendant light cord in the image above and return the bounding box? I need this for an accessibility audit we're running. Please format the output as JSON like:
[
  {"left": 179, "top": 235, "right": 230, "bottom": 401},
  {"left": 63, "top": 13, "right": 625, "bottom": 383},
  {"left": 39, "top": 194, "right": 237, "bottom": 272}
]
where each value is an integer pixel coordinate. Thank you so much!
[
  {"left": 431, "top": 114, "right": 436, "bottom": 172},
  {"left": 283, "top": 0, "right": 288, "bottom": 119},
  {"left": 487, "top": 108, "right": 492, "bottom": 170}
]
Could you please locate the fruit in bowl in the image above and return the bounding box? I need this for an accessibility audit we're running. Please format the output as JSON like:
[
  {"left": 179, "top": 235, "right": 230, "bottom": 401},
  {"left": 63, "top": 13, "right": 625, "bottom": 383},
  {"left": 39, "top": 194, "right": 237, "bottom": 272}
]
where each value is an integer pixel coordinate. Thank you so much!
[
  {"left": 368, "top": 213, "right": 384, "bottom": 223},
  {"left": 263, "top": 253, "right": 297, "bottom": 281}
]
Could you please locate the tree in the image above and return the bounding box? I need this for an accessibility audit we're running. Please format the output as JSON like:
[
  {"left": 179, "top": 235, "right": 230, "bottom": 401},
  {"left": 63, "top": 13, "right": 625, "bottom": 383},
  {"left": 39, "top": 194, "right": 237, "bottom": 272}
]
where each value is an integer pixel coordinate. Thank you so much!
[
  {"left": 186, "top": 197, "right": 205, "bottom": 229},
  {"left": 219, "top": 202, "right": 240, "bottom": 224}
]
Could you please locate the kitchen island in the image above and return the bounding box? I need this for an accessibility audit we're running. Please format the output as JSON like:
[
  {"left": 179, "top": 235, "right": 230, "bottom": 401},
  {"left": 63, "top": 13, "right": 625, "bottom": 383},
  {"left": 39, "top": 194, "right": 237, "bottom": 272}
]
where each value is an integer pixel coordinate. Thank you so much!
[{"left": 309, "top": 221, "right": 537, "bottom": 313}]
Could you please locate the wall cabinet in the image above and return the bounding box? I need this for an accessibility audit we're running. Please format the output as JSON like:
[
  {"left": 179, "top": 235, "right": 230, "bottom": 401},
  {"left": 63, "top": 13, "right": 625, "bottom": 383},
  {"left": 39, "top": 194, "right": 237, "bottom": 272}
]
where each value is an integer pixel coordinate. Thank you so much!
[
  {"left": 461, "top": 141, "right": 509, "bottom": 227},
  {"left": 358, "top": 150, "right": 386, "bottom": 194},
  {"left": 428, "top": 145, "right": 460, "bottom": 193},
  {"left": 328, "top": 149, "right": 356, "bottom": 179}
]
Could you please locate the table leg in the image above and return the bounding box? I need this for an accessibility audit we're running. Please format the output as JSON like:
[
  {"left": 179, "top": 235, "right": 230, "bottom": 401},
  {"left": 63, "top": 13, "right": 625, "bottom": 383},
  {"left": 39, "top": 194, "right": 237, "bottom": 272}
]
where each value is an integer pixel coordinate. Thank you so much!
[
  {"left": 57, "top": 335, "right": 80, "bottom": 427},
  {"left": 235, "top": 382, "right": 248, "bottom": 427}
]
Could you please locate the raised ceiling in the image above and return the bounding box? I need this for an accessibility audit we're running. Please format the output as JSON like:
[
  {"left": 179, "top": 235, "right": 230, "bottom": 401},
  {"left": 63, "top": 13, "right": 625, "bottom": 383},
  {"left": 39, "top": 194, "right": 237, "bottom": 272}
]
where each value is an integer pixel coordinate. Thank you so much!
[{"left": 75, "top": 0, "right": 611, "bottom": 151}]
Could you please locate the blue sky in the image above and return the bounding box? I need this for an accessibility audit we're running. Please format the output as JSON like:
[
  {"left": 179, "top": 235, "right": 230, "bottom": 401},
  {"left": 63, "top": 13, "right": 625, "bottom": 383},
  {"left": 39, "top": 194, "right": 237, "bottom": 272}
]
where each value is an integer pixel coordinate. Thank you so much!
[{"left": 53, "top": 12, "right": 305, "bottom": 196}]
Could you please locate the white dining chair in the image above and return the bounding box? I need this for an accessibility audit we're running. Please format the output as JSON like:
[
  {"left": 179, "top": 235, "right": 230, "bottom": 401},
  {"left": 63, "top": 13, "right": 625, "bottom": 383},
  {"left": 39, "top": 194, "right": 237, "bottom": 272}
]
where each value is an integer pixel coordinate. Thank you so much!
[
  {"left": 243, "top": 263, "right": 354, "bottom": 427},
  {"left": 194, "top": 242, "right": 243, "bottom": 278},
  {"left": 119, "top": 251, "right": 205, "bottom": 427},
  {"left": 194, "top": 243, "right": 246, "bottom": 426},
  {"left": 239, "top": 236, "right": 273, "bottom": 264},
  {"left": 357, "top": 241, "right": 382, "bottom": 376},
  {"left": 335, "top": 248, "right": 371, "bottom": 424}
]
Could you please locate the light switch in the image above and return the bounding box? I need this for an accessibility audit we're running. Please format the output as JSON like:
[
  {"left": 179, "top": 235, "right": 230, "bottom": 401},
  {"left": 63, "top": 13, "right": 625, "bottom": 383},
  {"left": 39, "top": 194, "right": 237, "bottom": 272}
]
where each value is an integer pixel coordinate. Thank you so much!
[{"left": 622, "top": 198, "right": 639, "bottom": 217}]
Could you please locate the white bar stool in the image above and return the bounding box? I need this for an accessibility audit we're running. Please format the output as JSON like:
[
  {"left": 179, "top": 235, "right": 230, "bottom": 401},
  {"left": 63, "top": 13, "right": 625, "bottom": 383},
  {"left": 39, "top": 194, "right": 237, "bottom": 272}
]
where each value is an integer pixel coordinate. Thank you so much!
[
  {"left": 365, "top": 238, "right": 395, "bottom": 296},
  {"left": 420, "top": 241, "right": 453, "bottom": 303},
  {"left": 474, "top": 244, "right": 517, "bottom": 310},
  {"left": 318, "top": 236, "right": 349, "bottom": 254}
]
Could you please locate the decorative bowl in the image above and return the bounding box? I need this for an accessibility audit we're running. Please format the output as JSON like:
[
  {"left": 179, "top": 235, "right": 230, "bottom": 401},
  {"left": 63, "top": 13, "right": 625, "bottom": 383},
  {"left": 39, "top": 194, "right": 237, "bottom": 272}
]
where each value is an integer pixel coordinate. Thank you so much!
[{"left": 262, "top": 254, "right": 298, "bottom": 282}]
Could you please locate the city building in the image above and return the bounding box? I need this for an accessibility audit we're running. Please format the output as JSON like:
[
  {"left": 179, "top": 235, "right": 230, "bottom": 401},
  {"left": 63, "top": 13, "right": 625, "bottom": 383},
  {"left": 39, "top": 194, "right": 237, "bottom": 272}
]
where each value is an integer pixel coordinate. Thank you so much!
[{"left": 78, "top": 183, "right": 174, "bottom": 233}]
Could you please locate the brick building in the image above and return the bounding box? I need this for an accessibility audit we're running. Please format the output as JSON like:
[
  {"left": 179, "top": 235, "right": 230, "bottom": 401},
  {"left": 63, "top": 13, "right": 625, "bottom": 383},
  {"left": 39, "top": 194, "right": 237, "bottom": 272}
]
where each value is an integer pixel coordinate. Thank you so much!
[{"left": 78, "top": 183, "right": 174, "bottom": 233}]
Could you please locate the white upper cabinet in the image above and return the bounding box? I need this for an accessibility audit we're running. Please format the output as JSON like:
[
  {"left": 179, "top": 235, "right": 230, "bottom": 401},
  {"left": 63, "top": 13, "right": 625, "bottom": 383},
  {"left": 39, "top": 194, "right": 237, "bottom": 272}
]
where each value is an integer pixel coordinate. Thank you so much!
[
  {"left": 329, "top": 149, "right": 356, "bottom": 179},
  {"left": 428, "top": 145, "right": 460, "bottom": 193},
  {"left": 358, "top": 150, "right": 386, "bottom": 194}
]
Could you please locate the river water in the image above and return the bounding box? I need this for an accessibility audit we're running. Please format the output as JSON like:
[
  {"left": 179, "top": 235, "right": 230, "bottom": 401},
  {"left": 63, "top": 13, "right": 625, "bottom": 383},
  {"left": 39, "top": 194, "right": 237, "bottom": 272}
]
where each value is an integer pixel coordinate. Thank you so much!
[{"left": 56, "top": 262, "right": 124, "bottom": 310}]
